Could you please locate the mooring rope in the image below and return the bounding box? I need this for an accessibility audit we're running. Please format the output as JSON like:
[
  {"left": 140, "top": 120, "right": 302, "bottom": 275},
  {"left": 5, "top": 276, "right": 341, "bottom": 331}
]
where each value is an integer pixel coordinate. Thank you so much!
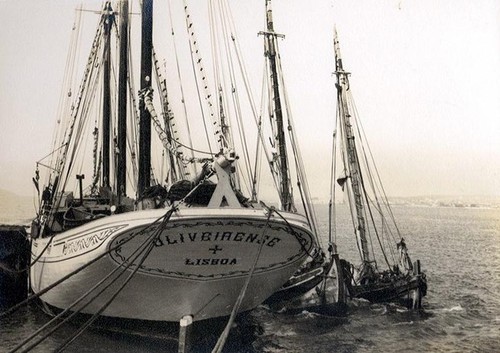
[
  {"left": 0, "top": 209, "right": 171, "bottom": 319},
  {"left": 5, "top": 156, "right": 247, "bottom": 353},
  {"left": 53, "top": 210, "right": 174, "bottom": 353},
  {"left": 5, "top": 160, "right": 224, "bottom": 352},
  {"left": 259, "top": 201, "right": 316, "bottom": 258},
  {"left": 9, "top": 209, "right": 175, "bottom": 353},
  {"left": 211, "top": 206, "right": 273, "bottom": 353}
]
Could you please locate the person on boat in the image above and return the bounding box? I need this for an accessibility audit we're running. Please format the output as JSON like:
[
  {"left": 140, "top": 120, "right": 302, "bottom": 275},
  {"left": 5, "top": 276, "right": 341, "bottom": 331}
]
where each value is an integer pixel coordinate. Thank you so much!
[
  {"left": 397, "top": 237, "right": 413, "bottom": 273},
  {"left": 42, "top": 186, "right": 52, "bottom": 206}
]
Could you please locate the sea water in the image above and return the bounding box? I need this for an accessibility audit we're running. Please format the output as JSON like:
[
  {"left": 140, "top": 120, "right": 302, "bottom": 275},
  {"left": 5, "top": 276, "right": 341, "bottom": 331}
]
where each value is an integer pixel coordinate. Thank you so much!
[{"left": 1, "top": 194, "right": 499, "bottom": 352}]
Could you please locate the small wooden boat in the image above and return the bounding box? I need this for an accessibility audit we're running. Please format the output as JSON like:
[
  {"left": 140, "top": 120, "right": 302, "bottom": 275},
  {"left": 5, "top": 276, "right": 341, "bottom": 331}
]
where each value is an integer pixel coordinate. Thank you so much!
[{"left": 330, "top": 29, "right": 427, "bottom": 309}]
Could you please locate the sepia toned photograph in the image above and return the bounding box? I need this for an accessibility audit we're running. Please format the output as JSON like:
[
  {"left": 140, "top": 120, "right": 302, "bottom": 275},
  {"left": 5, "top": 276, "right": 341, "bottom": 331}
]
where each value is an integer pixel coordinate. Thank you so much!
[{"left": 1, "top": 0, "right": 498, "bottom": 352}]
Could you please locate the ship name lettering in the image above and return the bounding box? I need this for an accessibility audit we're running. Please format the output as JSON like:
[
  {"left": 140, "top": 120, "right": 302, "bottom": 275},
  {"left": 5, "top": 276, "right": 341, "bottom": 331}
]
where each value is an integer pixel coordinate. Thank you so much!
[
  {"left": 153, "top": 231, "right": 282, "bottom": 248},
  {"left": 185, "top": 258, "right": 238, "bottom": 266}
]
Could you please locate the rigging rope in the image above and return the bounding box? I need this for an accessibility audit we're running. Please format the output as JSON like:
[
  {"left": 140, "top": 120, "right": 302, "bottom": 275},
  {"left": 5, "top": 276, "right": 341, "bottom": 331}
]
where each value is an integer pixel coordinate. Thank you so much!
[
  {"left": 211, "top": 205, "right": 273, "bottom": 353},
  {"left": 152, "top": 47, "right": 187, "bottom": 181},
  {"left": 9, "top": 211, "right": 174, "bottom": 353},
  {"left": 53, "top": 15, "right": 105, "bottom": 190},
  {"left": 222, "top": 0, "right": 278, "bottom": 200},
  {"left": 347, "top": 91, "right": 398, "bottom": 268},
  {"left": 182, "top": 0, "right": 229, "bottom": 151},
  {"left": 260, "top": 202, "right": 316, "bottom": 257},
  {"left": 167, "top": 0, "right": 197, "bottom": 175},
  {"left": 221, "top": 7, "right": 254, "bottom": 193},
  {"left": 0, "top": 212, "right": 168, "bottom": 321},
  {"left": 48, "top": 5, "right": 84, "bottom": 181},
  {"left": 349, "top": 91, "right": 401, "bottom": 241},
  {"left": 336, "top": 103, "right": 364, "bottom": 263},
  {"left": 329, "top": 125, "right": 338, "bottom": 250},
  {"left": 53, "top": 210, "right": 175, "bottom": 353},
  {"left": 273, "top": 43, "right": 322, "bottom": 246},
  {"left": 209, "top": 0, "right": 257, "bottom": 195},
  {"left": 141, "top": 88, "right": 214, "bottom": 165}
]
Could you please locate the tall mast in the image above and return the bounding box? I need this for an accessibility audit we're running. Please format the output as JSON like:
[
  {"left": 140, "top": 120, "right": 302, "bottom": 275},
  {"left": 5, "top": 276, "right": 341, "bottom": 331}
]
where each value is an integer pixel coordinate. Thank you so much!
[
  {"left": 117, "top": 0, "right": 129, "bottom": 197},
  {"left": 138, "top": 0, "right": 153, "bottom": 196},
  {"left": 333, "top": 30, "right": 371, "bottom": 263},
  {"left": 102, "top": 2, "right": 114, "bottom": 189},
  {"left": 262, "top": 0, "right": 292, "bottom": 211}
]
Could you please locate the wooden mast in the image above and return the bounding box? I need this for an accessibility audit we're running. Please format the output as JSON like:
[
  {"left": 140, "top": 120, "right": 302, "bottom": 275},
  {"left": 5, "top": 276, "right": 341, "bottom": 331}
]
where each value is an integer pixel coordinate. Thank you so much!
[
  {"left": 138, "top": 0, "right": 153, "bottom": 196},
  {"left": 117, "top": 0, "right": 129, "bottom": 197},
  {"left": 263, "top": 0, "right": 292, "bottom": 211},
  {"left": 333, "top": 30, "right": 371, "bottom": 264},
  {"left": 102, "top": 2, "right": 114, "bottom": 189}
]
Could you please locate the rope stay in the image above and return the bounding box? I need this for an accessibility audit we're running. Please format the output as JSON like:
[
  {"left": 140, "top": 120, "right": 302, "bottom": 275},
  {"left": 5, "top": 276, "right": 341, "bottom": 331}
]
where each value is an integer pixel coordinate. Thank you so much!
[
  {"left": 55, "top": 13, "right": 106, "bottom": 183},
  {"left": 220, "top": 0, "right": 277, "bottom": 201},
  {"left": 182, "top": 0, "right": 228, "bottom": 151},
  {"left": 151, "top": 47, "right": 188, "bottom": 181},
  {"left": 347, "top": 91, "right": 398, "bottom": 266},
  {"left": 167, "top": 0, "right": 198, "bottom": 175},
  {"left": 253, "top": 1, "right": 322, "bottom": 248},
  {"left": 275, "top": 55, "right": 322, "bottom": 246},
  {"left": 8, "top": 211, "right": 173, "bottom": 353},
  {"left": 19, "top": 2, "right": 339, "bottom": 350},
  {"left": 141, "top": 88, "right": 214, "bottom": 165},
  {"left": 6, "top": 168, "right": 220, "bottom": 350},
  {"left": 48, "top": 5, "right": 83, "bottom": 184},
  {"left": 210, "top": 206, "right": 272, "bottom": 353},
  {"left": 53, "top": 212, "right": 174, "bottom": 353},
  {"left": 207, "top": 0, "right": 258, "bottom": 198},
  {"left": 332, "top": 30, "right": 408, "bottom": 275}
]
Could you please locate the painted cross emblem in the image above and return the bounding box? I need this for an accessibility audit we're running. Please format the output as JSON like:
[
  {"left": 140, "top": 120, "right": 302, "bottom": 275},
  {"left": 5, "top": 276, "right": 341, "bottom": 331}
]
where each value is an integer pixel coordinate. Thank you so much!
[{"left": 209, "top": 245, "right": 223, "bottom": 254}]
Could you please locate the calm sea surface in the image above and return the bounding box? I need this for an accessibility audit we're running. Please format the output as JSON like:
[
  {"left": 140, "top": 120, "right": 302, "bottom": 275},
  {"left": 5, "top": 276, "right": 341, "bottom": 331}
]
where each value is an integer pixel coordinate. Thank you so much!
[{"left": 1, "top": 197, "right": 499, "bottom": 352}]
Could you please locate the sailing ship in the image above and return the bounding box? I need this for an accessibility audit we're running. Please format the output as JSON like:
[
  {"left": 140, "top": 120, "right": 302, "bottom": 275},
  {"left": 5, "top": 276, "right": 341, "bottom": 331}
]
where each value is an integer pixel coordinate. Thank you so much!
[
  {"left": 29, "top": 0, "right": 325, "bottom": 323},
  {"left": 331, "top": 30, "right": 427, "bottom": 309}
]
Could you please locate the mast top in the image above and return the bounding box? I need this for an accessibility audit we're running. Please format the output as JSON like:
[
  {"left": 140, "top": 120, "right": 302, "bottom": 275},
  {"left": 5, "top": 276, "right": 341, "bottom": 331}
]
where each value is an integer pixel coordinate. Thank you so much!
[
  {"left": 258, "top": 0, "right": 285, "bottom": 39},
  {"left": 265, "top": 0, "right": 275, "bottom": 32},
  {"left": 260, "top": 0, "right": 293, "bottom": 212},
  {"left": 333, "top": 28, "right": 350, "bottom": 73},
  {"left": 102, "top": 1, "right": 115, "bottom": 19}
]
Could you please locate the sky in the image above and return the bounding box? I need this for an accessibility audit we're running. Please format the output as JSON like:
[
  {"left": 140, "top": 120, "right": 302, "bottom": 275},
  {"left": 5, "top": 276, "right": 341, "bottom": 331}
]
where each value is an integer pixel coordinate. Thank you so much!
[{"left": 1, "top": 0, "right": 499, "bottom": 199}]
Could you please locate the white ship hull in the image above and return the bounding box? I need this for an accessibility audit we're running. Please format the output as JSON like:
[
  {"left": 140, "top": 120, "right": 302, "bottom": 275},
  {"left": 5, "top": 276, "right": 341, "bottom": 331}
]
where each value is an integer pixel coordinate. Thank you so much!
[{"left": 30, "top": 207, "right": 314, "bottom": 322}]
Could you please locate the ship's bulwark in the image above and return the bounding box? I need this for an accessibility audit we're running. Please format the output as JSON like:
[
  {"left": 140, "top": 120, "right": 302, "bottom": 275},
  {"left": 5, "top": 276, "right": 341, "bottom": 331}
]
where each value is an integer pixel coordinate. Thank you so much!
[{"left": 30, "top": 208, "right": 314, "bottom": 322}]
